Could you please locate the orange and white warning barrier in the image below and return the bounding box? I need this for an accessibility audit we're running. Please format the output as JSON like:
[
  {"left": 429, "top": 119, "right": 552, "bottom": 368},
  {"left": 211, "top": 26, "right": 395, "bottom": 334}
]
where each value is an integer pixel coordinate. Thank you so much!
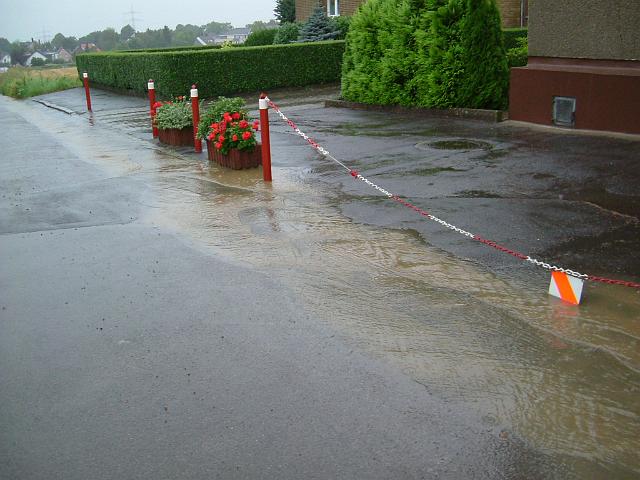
[{"left": 549, "top": 271, "right": 584, "bottom": 305}]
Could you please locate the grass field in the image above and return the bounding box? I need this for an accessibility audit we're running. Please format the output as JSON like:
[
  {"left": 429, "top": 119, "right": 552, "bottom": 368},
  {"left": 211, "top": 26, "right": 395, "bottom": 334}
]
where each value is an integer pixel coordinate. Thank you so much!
[{"left": 0, "top": 66, "right": 82, "bottom": 99}]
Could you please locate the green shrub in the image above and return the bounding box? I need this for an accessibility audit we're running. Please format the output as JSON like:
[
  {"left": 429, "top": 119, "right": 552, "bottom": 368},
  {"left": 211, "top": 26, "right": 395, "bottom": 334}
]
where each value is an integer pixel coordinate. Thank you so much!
[
  {"left": 502, "top": 27, "right": 527, "bottom": 51},
  {"left": 273, "top": 23, "right": 300, "bottom": 44},
  {"left": 244, "top": 28, "right": 279, "bottom": 46},
  {"left": 342, "top": 0, "right": 509, "bottom": 110},
  {"left": 76, "top": 41, "right": 345, "bottom": 99},
  {"left": 196, "top": 96, "right": 247, "bottom": 140},
  {"left": 342, "top": 0, "right": 433, "bottom": 106},
  {"left": 299, "top": 4, "right": 340, "bottom": 42},
  {"left": 155, "top": 98, "right": 193, "bottom": 129},
  {"left": 331, "top": 16, "right": 352, "bottom": 40},
  {"left": 30, "top": 58, "right": 46, "bottom": 67},
  {"left": 506, "top": 35, "right": 527, "bottom": 68},
  {"left": 457, "top": 0, "right": 509, "bottom": 110}
]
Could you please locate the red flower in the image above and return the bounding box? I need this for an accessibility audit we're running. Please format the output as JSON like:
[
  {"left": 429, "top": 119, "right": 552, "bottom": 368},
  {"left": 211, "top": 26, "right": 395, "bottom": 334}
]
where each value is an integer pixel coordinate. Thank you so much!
[
  {"left": 252, "top": 120, "right": 260, "bottom": 131},
  {"left": 218, "top": 135, "right": 225, "bottom": 143},
  {"left": 232, "top": 112, "right": 241, "bottom": 121},
  {"left": 232, "top": 134, "right": 238, "bottom": 142},
  {"left": 211, "top": 122, "right": 219, "bottom": 130},
  {"left": 242, "top": 131, "right": 252, "bottom": 141},
  {"left": 207, "top": 133, "right": 214, "bottom": 140},
  {"left": 215, "top": 142, "right": 222, "bottom": 149},
  {"left": 239, "top": 120, "right": 249, "bottom": 129},
  {"left": 153, "top": 101, "right": 163, "bottom": 109}
]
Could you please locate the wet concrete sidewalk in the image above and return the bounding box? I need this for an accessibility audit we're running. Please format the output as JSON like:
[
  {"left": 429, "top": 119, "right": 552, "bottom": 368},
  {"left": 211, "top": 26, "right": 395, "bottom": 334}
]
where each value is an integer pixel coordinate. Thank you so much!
[{"left": 1, "top": 85, "right": 640, "bottom": 479}]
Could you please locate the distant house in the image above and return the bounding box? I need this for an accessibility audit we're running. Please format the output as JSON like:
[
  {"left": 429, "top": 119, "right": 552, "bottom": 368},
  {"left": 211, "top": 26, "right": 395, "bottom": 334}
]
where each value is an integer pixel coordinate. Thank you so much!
[
  {"left": 56, "top": 47, "right": 73, "bottom": 62},
  {"left": 195, "top": 28, "right": 252, "bottom": 46},
  {"left": 0, "top": 52, "right": 11, "bottom": 65},
  {"left": 509, "top": 0, "right": 639, "bottom": 134},
  {"left": 295, "top": 0, "right": 528, "bottom": 27},
  {"left": 73, "top": 43, "right": 100, "bottom": 54},
  {"left": 23, "top": 51, "right": 47, "bottom": 66}
]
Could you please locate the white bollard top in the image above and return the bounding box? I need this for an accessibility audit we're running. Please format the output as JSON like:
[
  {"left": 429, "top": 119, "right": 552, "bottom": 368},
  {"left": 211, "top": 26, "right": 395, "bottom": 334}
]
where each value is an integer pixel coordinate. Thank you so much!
[
  {"left": 82, "top": 72, "right": 88, "bottom": 78},
  {"left": 259, "top": 98, "right": 268, "bottom": 110},
  {"left": 148, "top": 81, "right": 155, "bottom": 90},
  {"left": 190, "top": 88, "right": 198, "bottom": 98}
]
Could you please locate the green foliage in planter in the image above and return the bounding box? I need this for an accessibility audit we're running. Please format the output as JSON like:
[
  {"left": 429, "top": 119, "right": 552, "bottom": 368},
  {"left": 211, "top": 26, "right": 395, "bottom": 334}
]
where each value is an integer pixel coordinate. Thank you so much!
[
  {"left": 273, "top": 23, "right": 300, "bottom": 44},
  {"left": 155, "top": 99, "right": 193, "bottom": 129},
  {"left": 502, "top": 27, "right": 527, "bottom": 51},
  {"left": 197, "top": 96, "right": 247, "bottom": 140},
  {"left": 75, "top": 41, "right": 345, "bottom": 99},
  {"left": 203, "top": 102, "right": 260, "bottom": 155},
  {"left": 506, "top": 35, "right": 527, "bottom": 68}
]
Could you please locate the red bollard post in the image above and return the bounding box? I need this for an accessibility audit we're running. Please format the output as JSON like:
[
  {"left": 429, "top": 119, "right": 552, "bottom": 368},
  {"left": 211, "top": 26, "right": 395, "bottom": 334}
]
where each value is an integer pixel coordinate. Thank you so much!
[
  {"left": 259, "top": 94, "right": 272, "bottom": 182},
  {"left": 148, "top": 79, "right": 158, "bottom": 138},
  {"left": 82, "top": 72, "right": 92, "bottom": 112},
  {"left": 190, "top": 85, "right": 202, "bottom": 153}
]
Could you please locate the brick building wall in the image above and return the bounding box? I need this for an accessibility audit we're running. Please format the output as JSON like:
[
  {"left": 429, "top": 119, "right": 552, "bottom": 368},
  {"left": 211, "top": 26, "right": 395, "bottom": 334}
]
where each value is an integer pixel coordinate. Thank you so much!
[
  {"left": 296, "top": 0, "right": 527, "bottom": 27},
  {"left": 497, "top": 0, "right": 527, "bottom": 28},
  {"left": 296, "top": 0, "right": 363, "bottom": 23}
]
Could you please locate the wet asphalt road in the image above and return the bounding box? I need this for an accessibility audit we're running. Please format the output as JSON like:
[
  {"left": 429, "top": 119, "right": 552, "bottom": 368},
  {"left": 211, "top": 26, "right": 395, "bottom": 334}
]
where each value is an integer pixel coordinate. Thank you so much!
[{"left": 1, "top": 86, "right": 639, "bottom": 479}]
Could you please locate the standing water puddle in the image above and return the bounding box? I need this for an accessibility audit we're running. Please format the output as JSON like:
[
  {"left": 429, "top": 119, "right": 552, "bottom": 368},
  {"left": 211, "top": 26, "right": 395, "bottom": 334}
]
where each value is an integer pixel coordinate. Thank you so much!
[{"left": 17, "top": 96, "right": 640, "bottom": 478}]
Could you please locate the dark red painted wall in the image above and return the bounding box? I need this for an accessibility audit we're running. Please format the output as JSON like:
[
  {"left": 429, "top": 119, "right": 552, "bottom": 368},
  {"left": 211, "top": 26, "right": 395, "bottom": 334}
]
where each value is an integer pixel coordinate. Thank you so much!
[{"left": 509, "top": 58, "right": 640, "bottom": 135}]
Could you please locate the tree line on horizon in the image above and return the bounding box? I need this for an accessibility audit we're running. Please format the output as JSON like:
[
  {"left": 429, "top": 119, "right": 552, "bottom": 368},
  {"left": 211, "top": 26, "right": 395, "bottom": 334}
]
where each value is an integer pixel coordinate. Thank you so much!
[{"left": 0, "top": 19, "right": 280, "bottom": 63}]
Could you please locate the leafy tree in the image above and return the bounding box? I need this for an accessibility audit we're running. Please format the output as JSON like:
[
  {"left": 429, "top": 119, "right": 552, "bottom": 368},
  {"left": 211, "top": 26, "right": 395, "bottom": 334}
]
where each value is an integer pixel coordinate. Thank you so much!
[
  {"left": 246, "top": 20, "right": 279, "bottom": 31},
  {"left": 10, "top": 41, "right": 27, "bottom": 65},
  {"left": 203, "top": 21, "right": 233, "bottom": 36},
  {"left": 274, "top": 0, "right": 296, "bottom": 24},
  {"left": 0, "top": 37, "right": 10, "bottom": 52},
  {"left": 299, "top": 3, "right": 339, "bottom": 42},
  {"left": 244, "top": 28, "right": 279, "bottom": 46},
  {"left": 273, "top": 22, "right": 300, "bottom": 44},
  {"left": 173, "top": 24, "right": 204, "bottom": 46}
]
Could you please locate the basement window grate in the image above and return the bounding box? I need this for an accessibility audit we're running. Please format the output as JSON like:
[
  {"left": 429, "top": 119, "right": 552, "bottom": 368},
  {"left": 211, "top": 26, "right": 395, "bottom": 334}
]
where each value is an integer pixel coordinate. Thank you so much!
[{"left": 553, "top": 96, "right": 576, "bottom": 127}]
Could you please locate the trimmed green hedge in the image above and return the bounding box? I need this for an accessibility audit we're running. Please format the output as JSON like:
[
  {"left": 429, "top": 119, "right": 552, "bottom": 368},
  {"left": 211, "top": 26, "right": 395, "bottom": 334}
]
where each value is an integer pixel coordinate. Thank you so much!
[
  {"left": 76, "top": 41, "right": 345, "bottom": 98},
  {"left": 120, "top": 44, "right": 222, "bottom": 54},
  {"left": 503, "top": 27, "right": 527, "bottom": 51}
]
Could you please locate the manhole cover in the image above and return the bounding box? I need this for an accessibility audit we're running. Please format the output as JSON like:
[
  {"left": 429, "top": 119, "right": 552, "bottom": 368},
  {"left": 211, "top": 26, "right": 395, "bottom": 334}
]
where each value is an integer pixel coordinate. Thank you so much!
[{"left": 416, "top": 139, "right": 492, "bottom": 151}]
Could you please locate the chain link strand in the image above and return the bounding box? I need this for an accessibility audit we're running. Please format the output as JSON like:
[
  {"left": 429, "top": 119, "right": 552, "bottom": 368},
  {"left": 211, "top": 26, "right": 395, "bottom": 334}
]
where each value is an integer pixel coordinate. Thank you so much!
[{"left": 265, "top": 97, "right": 640, "bottom": 290}]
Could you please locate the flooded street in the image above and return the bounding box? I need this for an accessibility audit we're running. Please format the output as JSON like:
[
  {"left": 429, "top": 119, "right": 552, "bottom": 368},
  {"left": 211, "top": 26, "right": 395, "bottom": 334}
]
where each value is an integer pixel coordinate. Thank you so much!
[{"left": 2, "top": 87, "right": 639, "bottom": 478}]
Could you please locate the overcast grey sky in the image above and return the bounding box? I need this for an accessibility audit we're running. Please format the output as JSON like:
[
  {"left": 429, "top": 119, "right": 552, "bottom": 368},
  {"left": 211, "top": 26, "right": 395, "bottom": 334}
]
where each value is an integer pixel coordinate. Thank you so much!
[{"left": 0, "top": 0, "right": 277, "bottom": 41}]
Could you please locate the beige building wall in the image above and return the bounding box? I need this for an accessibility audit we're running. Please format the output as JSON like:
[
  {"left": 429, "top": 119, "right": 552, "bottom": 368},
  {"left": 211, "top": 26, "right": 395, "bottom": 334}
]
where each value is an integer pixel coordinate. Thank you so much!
[{"left": 529, "top": 0, "right": 640, "bottom": 60}]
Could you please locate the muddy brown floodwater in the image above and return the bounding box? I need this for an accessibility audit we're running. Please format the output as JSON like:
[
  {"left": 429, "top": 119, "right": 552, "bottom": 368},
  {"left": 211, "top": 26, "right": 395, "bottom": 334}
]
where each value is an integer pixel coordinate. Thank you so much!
[{"left": 16, "top": 89, "right": 640, "bottom": 478}]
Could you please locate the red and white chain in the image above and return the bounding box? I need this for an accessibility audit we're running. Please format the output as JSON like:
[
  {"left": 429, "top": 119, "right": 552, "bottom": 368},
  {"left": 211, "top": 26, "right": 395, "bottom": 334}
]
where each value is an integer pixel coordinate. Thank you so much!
[{"left": 265, "top": 97, "right": 640, "bottom": 289}]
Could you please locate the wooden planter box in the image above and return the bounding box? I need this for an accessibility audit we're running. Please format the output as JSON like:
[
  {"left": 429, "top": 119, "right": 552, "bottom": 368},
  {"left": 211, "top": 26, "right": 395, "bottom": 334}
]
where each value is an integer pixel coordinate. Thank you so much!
[
  {"left": 206, "top": 140, "right": 262, "bottom": 170},
  {"left": 158, "top": 127, "right": 194, "bottom": 147}
]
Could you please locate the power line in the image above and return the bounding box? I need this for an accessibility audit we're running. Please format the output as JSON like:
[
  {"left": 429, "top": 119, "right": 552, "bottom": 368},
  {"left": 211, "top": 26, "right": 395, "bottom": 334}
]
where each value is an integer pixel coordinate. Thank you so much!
[{"left": 123, "top": 4, "right": 142, "bottom": 30}]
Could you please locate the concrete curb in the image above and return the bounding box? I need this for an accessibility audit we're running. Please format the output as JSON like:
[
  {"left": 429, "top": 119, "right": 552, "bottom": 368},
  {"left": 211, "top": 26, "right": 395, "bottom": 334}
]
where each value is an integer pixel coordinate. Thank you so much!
[{"left": 324, "top": 99, "right": 508, "bottom": 122}]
